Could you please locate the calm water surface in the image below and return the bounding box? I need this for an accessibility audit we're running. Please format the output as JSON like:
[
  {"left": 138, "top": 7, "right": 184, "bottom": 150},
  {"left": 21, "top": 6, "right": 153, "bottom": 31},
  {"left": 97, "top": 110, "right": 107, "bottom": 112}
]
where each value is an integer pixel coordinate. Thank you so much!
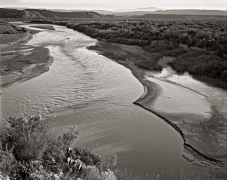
[{"left": 0, "top": 24, "right": 215, "bottom": 179}]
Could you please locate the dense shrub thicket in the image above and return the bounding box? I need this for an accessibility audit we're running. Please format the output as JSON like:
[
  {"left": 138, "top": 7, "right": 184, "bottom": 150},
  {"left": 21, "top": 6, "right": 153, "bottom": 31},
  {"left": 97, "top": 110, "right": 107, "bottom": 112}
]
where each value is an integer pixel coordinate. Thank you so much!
[
  {"left": 77, "top": 21, "right": 226, "bottom": 82},
  {"left": 169, "top": 50, "right": 227, "bottom": 82},
  {"left": 70, "top": 20, "right": 227, "bottom": 56}
]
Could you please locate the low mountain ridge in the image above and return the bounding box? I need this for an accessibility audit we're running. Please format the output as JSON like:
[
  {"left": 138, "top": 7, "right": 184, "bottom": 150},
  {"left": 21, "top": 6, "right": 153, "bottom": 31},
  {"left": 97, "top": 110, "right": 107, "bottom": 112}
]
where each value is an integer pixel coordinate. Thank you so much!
[
  {"left": 114, "top": 7, "right": 161, "bottom": 12},
  {"left": 0, "top": 8, "right": 105, "bottom": 19},
  {"left": 153, "top": 9, "right": 226, "bottom": 16},
  {"left": 93, "top": 8, "right": 226, "bottom": 16},
  {"left": 111, "top": 9, "right": 226, "bottom": 16}
]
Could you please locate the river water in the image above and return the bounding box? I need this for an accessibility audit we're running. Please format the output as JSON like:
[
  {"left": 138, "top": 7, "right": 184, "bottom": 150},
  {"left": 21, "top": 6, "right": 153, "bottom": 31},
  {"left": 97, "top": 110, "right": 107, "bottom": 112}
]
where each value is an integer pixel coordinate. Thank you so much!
[{"left": 0, "top": 24, "right": 217, "bottom": 179}]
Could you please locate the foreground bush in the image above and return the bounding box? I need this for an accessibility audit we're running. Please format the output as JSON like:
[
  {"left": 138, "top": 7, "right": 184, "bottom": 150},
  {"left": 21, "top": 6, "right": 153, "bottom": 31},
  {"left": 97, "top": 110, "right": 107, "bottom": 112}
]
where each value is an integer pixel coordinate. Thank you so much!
[{"left": 0, "top": 116, "right": 122, "bottom": 180}]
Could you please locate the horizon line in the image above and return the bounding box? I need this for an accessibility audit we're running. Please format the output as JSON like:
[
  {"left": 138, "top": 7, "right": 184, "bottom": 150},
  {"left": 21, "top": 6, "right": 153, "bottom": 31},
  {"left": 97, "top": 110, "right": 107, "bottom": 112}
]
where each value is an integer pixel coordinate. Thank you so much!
[{"left": 0, "top": 6, "right": 226, "bottom": 11}]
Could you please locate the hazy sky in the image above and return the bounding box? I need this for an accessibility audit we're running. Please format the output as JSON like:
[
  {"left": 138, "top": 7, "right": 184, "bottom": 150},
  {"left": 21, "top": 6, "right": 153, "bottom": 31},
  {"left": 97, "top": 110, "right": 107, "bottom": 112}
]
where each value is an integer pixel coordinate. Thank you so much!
[{"left": 0, "top": 0, "right": 226, "bottom": 10}]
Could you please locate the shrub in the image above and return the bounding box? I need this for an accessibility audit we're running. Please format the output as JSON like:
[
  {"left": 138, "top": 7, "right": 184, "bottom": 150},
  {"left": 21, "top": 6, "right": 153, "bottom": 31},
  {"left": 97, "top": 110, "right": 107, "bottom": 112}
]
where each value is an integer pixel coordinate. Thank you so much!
[
  {"left": 0, "top": 116, "right": 121, "bottom": 179},
  {"left": 0, "top": 116, "right": 53, "bottom": 161},
  {"left": 0, "top": 116, "right": 77, "bottom": 179}
]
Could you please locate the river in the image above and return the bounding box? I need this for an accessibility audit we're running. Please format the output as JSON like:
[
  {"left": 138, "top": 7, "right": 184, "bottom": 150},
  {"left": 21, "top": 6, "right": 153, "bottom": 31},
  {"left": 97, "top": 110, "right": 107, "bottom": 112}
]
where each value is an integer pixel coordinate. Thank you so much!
[{"left": 0, "top": 24, "right": 221, "bottom": 179}]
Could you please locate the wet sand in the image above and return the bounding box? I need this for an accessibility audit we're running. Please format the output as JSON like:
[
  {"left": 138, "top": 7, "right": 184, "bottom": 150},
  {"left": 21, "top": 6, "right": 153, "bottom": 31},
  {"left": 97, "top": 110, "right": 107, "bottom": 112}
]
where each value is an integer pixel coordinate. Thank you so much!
[
  {"left": 146, "top": 76, "right": 211, "bottom": 116},
  {"left": 88, "top": 41, "right": 227, "bottom": 178}
]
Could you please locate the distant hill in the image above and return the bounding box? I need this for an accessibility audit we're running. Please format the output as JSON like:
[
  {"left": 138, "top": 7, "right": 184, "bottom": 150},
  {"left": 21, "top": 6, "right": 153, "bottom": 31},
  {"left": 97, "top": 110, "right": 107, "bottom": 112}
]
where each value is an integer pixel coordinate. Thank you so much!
[
  {"left": 114, "top": 9, "right": 226, "bottom": 16},
  {"left": 0, "top": 8, "right": 25, "bottom": 18},
  {"left": 93, "top": 7, "right": 162, "bottom": 16},
  {"left": 112, "top": 11, "right": 158, "bottom": 16},
  {"left": 114, "top": 7, "right": 161, "bottom": 12},
  {"left": 0, "top": 8, "right": 105, "bottom": 19},
  {"left": 94, "top": 8, "right": 226, "bottom": 16},
  {"left": 152, "top": 9, "right": 226, "bottom": 16},
  {"left": 92, "top": 10, "right": 114, "bottom": 15}
]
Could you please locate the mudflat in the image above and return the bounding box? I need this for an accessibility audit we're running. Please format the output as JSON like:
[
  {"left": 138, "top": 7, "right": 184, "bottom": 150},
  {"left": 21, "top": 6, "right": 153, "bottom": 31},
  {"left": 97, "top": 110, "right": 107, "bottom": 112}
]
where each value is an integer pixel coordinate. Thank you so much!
[{"left": 0, "top": 23, "right": 53, "bottom": 87}]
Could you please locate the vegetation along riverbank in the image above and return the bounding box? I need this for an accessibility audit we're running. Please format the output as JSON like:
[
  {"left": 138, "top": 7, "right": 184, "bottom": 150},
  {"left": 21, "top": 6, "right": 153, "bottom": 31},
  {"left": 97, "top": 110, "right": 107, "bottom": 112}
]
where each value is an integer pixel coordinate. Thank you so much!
[
  {"left": 87, "top": 41, "right": 227, "bottom": 178},
  {"left": 30, "top": 14, "right": 227, "bottom": 84},
  {"left": 0, "top": 22, "right": 126, "bottom": 180},
  {"left": 0, "top": 10, "right": 226, "bottom": 179},
  {"left": 27, "top": 17, "right": 227, "bottom": 178}
]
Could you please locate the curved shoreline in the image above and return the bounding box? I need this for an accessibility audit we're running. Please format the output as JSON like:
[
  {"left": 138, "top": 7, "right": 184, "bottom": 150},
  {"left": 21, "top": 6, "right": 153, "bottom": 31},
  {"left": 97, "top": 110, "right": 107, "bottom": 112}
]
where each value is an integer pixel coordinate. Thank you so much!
[
  {"left": 3, "top": 23, "right": 226, "bottom": 177},
  {"left": 25, "top": 21, "right": 226, "bottom": 175},
  {"left": 133, "top": 82, "right": 223, "bottom": 166},
  {"left": 122, "top": 61, "right": 223, "bottom": 167},
  {"left": 87, "top": 41, "right": 226, "bottom": 178}
]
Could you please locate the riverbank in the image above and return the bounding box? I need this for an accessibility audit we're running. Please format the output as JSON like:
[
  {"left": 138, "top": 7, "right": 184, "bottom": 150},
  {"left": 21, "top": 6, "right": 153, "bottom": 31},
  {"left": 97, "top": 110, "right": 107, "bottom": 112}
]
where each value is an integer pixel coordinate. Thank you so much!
[
  {"left": 0, "top": 24, "right": 53, "bottom": 87},
  {"left": 2, "top": 24, "right": 193, "bottom": 179},
  {"left": 1, "top": 22, "right": 226, "bottom": 178},
  {"left": 88, "top": 41, "right": 227, "bottom": 178},
  {"left": 28, "top": 18, "right": 227, "bottom": 83},
  {"left": 67, "top": 20, "right": 227, "bottom": 83}
]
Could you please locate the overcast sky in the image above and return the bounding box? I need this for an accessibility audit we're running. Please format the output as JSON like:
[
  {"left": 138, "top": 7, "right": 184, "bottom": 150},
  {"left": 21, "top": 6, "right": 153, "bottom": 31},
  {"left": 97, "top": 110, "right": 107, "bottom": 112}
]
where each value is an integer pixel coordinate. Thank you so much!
[{"left": 0, "top": 0, "right": 226, "bottom": 10}]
